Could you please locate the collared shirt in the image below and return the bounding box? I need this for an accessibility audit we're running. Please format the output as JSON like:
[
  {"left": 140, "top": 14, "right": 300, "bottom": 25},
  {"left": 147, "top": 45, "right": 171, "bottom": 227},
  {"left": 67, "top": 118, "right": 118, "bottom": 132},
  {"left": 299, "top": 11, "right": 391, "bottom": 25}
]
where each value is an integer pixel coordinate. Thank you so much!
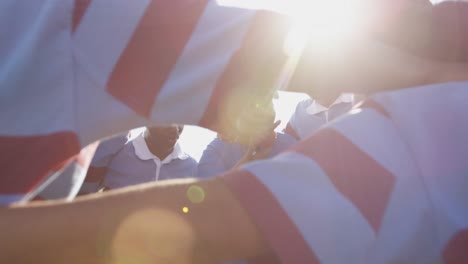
[
  {"left": 197, "top": 132, "right": 297, "bottom": 178},
  {"left": 80, "top": 132, "right": 197, "bottom": 192},
  {"left": 285, "top": 94, "right": 355, "bottom": 140}
]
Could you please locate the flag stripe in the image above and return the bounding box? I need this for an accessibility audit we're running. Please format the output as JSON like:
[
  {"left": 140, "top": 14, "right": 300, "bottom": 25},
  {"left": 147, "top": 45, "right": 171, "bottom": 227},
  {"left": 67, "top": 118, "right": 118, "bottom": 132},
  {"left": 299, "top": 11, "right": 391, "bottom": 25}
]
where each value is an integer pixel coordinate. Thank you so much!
[
  {"left": 244, "top": 152, "right": 376, "bottom": 262},
  {"left": 443, "top": 229, "right": 468, "bottom": 264},
  {"left": 0, "top": 132, "right": 80, "bottom": 194},
  {"left": 36, "top": 160, "right": 88, "bottom": 201},
  {"left": 148, "top": 3, "right": 254, "bottom": 125},
  {"left": 72, "top": 0, "right": 92, "bottom": 32},
  {"left": 199, "top": 11, "right": 290, "bottom": 129},
  {"left": 328, "top": 107, "right": 416, "bottom": 181},
  {"left": 84, "top": 166, "right": 108, "bottom": 183},
  {"left": 107, "top": 0, "right": 209, "bottom": 117},
  {"left": 290, "top": 128, "right": 396, "bottom": 233},
  {"left": 224, "top": 170, "right": 320, "bottom": 264}
]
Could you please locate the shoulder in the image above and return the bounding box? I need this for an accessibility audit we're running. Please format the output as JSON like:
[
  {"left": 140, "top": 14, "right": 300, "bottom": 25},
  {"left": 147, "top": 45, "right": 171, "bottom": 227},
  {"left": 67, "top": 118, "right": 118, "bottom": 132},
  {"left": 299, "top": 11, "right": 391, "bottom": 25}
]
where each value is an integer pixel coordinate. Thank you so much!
[
  {"left": 198, "top": 137, "right": 234, "bottom": 165},
  {"left": 176, "top": 154, "right": 198, "bottom": 175},
  {"left": 182, "top": 154, "right": 198, "bottom": 166},
  {"left": 97, "top": 133, "right": 130, "bottom": 150},
  {"left": 92, "top": 133, "right": 132, "bottom": 164},
  {"left": 289, "top": 97, "right": 316, "bottom": 124},
  {"left": 296, "top": 97, "right": 315, "bottom": 109},
  {"left": 276, "top": 132, "right": 298, "bottom": 145},
  {"left": 204, "top": 137, "right": 230, "bottom": 152},
  {"left": 207, "top": 136, "right": 227, "bottom": 146}
]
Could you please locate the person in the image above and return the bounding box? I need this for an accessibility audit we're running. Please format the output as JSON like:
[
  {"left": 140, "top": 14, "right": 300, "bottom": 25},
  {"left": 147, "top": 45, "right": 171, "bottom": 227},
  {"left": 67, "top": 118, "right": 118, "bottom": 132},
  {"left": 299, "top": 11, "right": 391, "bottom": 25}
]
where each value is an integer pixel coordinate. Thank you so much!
[
  {"left": 198, "top": 100, "right": 296, "bottom": 178},
  {"left": 1, "top": 1, "right": 468, "bottom": 263},
  {"left": 284, "top": 94, "right": 355, "bottom": 140},
  {"left": 0, "top": 0, "right": 290, "bottom": 205},
  {"left": 80, "top": 125, "right": 197, "bottom": 193}
]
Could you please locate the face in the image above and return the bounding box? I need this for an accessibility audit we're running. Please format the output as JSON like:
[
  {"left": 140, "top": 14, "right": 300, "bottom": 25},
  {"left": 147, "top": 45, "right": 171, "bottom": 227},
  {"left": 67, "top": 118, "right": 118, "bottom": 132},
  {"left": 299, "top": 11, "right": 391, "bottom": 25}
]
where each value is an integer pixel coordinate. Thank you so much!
[{"left": 146, "top": 125, "right": 183, "bottom": 147}]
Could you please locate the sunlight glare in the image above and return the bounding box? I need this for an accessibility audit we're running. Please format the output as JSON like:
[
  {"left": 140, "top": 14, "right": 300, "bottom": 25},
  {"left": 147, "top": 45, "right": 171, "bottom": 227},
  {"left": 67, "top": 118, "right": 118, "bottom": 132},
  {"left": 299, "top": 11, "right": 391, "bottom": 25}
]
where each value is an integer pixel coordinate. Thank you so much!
[
  {"left": 286, "top": 0, "right": 368, "bottom": 55},
  {"left": 218, "top": 0, "right": 368, "bottom": 55}
]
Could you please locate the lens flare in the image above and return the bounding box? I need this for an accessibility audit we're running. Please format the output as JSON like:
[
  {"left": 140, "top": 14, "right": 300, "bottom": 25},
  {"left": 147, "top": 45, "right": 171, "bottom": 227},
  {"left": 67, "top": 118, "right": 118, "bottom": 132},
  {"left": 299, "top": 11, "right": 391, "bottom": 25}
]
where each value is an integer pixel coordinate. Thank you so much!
[
  {"left": 187, "top": 185, "right": 205, "bottom": 204},
  {"left": 112, "top": 209, "right": 195, "bottom": 263}
]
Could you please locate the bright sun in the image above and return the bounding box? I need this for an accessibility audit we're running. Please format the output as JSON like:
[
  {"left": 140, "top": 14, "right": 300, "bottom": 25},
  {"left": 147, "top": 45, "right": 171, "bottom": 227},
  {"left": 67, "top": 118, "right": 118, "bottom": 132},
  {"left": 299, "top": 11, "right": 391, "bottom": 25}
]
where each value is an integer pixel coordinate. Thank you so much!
[
  {"left": 287, "top": 0, "right": 366, "bottom": 52},
  {"left": 218, "top": 0, "right": 368, "bottom": 54}
]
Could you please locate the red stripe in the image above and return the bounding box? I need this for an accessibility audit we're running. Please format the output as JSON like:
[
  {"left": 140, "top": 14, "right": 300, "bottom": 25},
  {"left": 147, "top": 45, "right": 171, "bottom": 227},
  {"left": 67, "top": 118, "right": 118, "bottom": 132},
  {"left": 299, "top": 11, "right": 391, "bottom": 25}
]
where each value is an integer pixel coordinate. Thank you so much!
[
  {"left": 0, "top": 132, "right": 80, "bottom": 194},
  {"left": 199, "top": 11, "right": 290, "bottom": 129},
  {"left": 107, "top": 0, "right": 209, "bottom": 117},
  {"left": 32, "top": 196, "right": 46, "bottom": 201},
  {"left": 72, "top": 0, "right": 92, "bottom": 33},
  {"left": 224, "top": 170, "right": 320, "bottom": 264},
  {"left": 357, "top": 99, "right": 391, "bottom": 119},
  {"left": 443, "top": 229, "right": 468, "bottom": 264},
  {"left": 247, "top": 253, "right": 280, "bottom": 264},
  {"left": 290, "top": 128, "right": 396, "bottom": 233},
  {"left": 84, "top": 166, "right": 108, "bottom": 183}
]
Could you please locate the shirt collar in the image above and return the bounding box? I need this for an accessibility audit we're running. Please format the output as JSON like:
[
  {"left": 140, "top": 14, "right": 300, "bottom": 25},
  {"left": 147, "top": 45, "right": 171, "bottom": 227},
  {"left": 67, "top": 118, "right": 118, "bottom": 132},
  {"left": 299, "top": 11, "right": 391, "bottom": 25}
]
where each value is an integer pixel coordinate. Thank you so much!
[
  {"left": 131, "top": 133, "right": 189, "bottom": 163},
  {"left": 307, "top": 94, "right": 354, "bottom": 115}
]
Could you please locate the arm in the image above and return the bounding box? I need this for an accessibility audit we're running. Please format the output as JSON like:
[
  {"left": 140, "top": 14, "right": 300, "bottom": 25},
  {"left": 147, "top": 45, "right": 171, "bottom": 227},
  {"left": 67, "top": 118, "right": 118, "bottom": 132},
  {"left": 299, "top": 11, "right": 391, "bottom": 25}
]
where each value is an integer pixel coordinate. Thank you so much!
[
  {"left": 0, "top": 177, "right": 268, "bottom": 264},
  {"left": 289, "top": 31, "right": 468, "bottom": 104},
  {"left": 231, "top": 127, "right": 280, "bottom": 171},
  {"left": 79, "top": 135, "right": 129, "bottom": 195},
  {"left": 288, "top": 0, "right": 468, "bottom": 103},
  {"left": 374, "top": 0, "right": 468, "bottom": 62},
  {"left": 197, "top": 139, "right": 230, "bottom": 178}
]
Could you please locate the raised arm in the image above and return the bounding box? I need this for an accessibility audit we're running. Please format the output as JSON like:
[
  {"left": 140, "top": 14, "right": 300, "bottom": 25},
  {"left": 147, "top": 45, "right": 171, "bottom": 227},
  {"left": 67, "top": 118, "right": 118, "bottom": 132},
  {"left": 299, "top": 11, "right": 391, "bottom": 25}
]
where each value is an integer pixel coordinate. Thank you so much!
[
  {"left": 0, "top": 177, "right": 268, "bottom": 264},
  {"left": 287, "top": 0, "right": 468, "bottom": 104}
]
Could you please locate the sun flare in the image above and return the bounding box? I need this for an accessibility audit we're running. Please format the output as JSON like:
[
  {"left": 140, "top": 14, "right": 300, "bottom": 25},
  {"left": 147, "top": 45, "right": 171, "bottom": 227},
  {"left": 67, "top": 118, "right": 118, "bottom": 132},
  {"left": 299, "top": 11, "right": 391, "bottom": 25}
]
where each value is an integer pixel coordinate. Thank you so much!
[
  {"left": 285, "top": 0, "right": 368, "bottom": 56},
  {"left": 219, "top": 0, "right": 368, "bottom": 54}
]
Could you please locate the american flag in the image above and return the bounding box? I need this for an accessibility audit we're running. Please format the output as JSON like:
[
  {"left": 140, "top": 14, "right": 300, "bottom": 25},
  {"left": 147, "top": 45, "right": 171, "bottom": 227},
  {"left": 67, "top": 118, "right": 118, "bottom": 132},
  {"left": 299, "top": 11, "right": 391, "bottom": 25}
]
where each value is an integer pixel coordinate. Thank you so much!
[
  {"left": 226, "top": 84, "right": 468, "bottom": 263},
  {"left": 0, "top": 0, "right": 290, "bottom": 203},
  {"left": 0, "top": 0, "right": 467, "bottom": 263}
]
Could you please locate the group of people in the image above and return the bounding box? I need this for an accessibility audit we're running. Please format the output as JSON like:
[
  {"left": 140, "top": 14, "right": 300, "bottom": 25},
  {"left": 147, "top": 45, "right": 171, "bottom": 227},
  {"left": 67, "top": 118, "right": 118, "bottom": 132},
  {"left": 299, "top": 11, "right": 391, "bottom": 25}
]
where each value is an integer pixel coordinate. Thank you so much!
[
  {"left": 1, "top": 0, "right": 468, "bottom": 263},
  {"left": 80, "top": 92, "right": 349, "bottom": 193}
]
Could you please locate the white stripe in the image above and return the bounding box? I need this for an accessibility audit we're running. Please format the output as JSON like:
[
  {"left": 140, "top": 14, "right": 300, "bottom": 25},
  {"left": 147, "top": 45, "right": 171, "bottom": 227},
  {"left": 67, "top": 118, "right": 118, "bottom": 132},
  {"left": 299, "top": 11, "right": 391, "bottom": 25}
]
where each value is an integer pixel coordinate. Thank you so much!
[
  {"left": 372, "top": 82, "right": 468, "bottom": 180},
  {"left": 328, "top": 108, "right": 437, "bottom": 262},
  {"left": 0, "top": 0, "right": 75, "bottom": 135},
  {"left": 38, "top": 162, "right": 86, "bottom": 201},
  {"left": 0, "top": 194, "right": 28, "bottom": 205},
  {"left": 330, "top": 91, "right": 468, "bottom": 262},
  {"left": 150, "top": 3, "right": 255, "bottom": 124},
  {"left": 372, "top": 83, "right": 468, "bottom": 262},
  {"left": 244, "top": 152, "right": 375, "bottom": 264},
  {"left": 73, "top": 0, "right": 151, "bottom": 89},
  {"left": 75, "top": 64, "right": 148, "bottom": 145},
  {"left": 329, "top": 108, "right": 417, "bottom": 181}
]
